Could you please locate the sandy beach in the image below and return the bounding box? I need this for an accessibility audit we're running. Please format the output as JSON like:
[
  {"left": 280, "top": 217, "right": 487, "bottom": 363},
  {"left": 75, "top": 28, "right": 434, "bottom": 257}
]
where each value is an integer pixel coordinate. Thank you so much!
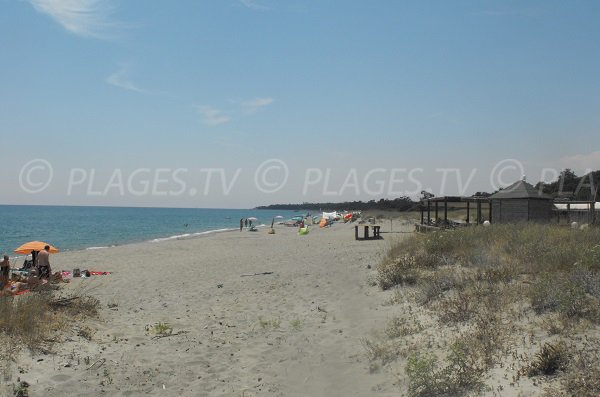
[{"left": 5, "top": 221, "right": 413, "bottom": 396}]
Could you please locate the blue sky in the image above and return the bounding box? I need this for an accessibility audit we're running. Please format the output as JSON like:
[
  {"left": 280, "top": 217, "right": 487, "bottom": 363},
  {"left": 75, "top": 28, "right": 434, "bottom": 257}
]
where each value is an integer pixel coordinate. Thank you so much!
[{"left": 1, "top": 0, "right": 599, "bottom": 208}]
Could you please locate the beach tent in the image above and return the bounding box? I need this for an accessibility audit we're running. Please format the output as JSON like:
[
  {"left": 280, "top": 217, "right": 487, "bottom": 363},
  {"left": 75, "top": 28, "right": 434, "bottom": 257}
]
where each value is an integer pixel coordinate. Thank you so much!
[
  {"left": 15, "top": 241, "right": 59, "bottom": 254},
  {"left": 322, "top": 212, "right": 337, "bottom": 220}
]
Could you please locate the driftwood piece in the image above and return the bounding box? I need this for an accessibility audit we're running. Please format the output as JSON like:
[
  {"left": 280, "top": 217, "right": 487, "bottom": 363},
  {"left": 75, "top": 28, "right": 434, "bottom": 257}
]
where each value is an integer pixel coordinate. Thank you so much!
[
  {"left": 240, "top": 272, "right": 274, "bottom": 277},
  {"left": 87, "top": 358, "right": 105, "bottom": 371},
  {"left": 151, "top": 331, "right": 188, "bottom": 340}
]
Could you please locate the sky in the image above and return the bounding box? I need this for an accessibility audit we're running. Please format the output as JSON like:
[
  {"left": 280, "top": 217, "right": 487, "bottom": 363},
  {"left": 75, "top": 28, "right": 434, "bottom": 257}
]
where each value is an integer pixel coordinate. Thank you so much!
[{"left": 1, "top": 0, "right": 599, "bottom": 208}]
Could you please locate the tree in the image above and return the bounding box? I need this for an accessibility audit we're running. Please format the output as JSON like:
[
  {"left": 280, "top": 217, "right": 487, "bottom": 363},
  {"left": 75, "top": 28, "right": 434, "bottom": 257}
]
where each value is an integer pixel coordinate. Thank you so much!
[{"left": 420, "top": 191, "right": 435, "bottom": 200}]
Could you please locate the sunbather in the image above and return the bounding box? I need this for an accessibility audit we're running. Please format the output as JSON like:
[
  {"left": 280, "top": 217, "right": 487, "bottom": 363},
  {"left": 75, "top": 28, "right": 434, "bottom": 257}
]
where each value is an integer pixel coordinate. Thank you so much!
[{"left": 0, "top": 255, "right": 10, "bottom": 286}]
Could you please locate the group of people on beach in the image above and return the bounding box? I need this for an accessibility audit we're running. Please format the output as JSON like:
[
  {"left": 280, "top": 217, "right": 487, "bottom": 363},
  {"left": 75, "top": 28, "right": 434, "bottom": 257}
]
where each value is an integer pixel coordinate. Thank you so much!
[
  {"left": 239, "top": 218, "right": 254, "bottom": 231},
  {"left": 0, "top": 245, "right": 54, "bottom": 293}
]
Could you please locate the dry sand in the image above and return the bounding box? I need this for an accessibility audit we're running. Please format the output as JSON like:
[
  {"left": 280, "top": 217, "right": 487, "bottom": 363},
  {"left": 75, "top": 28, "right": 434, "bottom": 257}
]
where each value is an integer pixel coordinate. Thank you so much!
[{"left": 5, "top": 221, "right": 414, "bottom": 396}]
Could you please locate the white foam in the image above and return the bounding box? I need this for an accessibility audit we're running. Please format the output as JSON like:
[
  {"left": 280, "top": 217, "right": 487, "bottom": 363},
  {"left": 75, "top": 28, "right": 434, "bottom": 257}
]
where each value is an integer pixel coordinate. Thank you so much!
[{"left": 150, "top": 228, "right": 234, "bottom": 243}]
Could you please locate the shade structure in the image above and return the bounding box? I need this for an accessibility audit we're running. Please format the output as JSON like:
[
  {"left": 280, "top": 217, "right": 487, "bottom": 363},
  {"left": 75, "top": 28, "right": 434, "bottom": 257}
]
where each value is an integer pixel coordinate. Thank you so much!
[{"left": 14, "top": 241, "right": 59, "bottom": 254}]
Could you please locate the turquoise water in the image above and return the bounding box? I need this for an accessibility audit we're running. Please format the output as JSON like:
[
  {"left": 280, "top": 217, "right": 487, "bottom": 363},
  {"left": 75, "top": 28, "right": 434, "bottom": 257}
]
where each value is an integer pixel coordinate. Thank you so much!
[{"left": 0, "top": 205, "right": 302, "bottom": 255}]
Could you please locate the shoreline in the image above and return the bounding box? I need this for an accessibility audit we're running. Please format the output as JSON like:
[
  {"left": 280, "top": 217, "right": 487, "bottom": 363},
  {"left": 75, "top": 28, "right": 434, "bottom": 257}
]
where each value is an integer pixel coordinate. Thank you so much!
[{"left": 8, "top": 223, "right": 278, "bottom": 263}]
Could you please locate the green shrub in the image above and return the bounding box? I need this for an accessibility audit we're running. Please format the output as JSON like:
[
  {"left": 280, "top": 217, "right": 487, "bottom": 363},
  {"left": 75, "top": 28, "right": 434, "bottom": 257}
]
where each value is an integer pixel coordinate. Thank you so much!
[
  {"left": 377, "top": 255, "right": 420, "bottom": 290},
  {"left": 524, "top": 341, "right": 570, "bottom": 377},
  {"left": 445, "top": 340, "right": 485, "bottom": 390},
  {"left": 406, "top": 353, "right": 443, "bottom": 397},
  {"left": 529, "top": 270, "right": 600, "bottom": 322},
  {"left": 417, "top": 269, "right": 464, "bottom": 305},
  {"left": 405, "top": 349, "right": 485, "bottom": 397}
]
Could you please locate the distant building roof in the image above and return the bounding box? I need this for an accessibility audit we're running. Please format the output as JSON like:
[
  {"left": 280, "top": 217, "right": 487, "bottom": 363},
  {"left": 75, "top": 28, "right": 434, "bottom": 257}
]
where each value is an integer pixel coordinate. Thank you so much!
[{"left": 489, "top": 180, "right": 553, "bottom": 200}]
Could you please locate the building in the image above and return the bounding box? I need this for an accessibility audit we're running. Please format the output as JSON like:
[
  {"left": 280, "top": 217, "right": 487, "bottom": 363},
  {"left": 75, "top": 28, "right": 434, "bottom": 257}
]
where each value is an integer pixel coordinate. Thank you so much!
[{"left": 489, "top": 179, "right": 553, "bottom": 223}]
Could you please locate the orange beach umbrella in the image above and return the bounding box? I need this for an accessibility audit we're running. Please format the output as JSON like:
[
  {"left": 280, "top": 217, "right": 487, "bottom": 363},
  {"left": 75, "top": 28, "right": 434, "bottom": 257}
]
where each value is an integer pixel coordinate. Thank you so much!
[{"left": 14, "top": 241, "right": 59, "bottom": 255}]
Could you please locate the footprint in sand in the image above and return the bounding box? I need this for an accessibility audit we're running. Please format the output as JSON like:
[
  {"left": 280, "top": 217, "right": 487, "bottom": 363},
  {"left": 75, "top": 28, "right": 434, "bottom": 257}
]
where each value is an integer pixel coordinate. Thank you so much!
[{"left": 51, "top": 374, "right": 72, "bottom": 383}]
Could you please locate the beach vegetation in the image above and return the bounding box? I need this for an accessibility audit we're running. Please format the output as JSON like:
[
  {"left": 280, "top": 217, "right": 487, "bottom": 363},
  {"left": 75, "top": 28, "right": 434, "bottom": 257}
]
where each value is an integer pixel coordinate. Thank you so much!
[
  {"left": 361, "top": 338, "right": 400, "bottom": 367},
  {"left": 0, "top": 287, "right": 100, "bottom": 358},
  {"left": 522, "top": 341, "right": 570, "bottom": 377},
  {"left": 405, "top": 349, "right": 485, "bottom": 397},
  {"left": 384, "top": 317, "right": 423, "bottom": 339},
  {"left": 257, "top": 316, "right": 280, "bottom": 330},
  {"left": 289, "top": 318, "right": 303, "bottom": 331},
  {"left": 375, "top": 223, "right": 600, "bottom": 396},
  {"left": 146, "top": 322, "right": 173, "bottom": 336}
]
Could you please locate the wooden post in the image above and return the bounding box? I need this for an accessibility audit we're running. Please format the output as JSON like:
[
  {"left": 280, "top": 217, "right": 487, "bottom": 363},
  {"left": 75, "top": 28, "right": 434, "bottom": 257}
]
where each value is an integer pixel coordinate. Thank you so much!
[
  {"left": 592, "top": 202, "right": 596, "bottom": 224},
  {"left": 355, "top": 225, "right": 359, "bottom": 240},
  {"left": 420, "top": 206, "right": 424, "bottom": 225},
  {"left": 489, "top": 201, "right": 492, "bottom": 223},
  {"left": 435, "top": 201, "right": 439, "bottom": 223},
  {"left": 466, "top": 201, "right": 470, "bottom": 224},
  {"left": 427, "top": 200, "right": 431, "bottom": 224},
  {"left": 477, "top": 201, "right": 482, "bottom": 224},
  {"left": 444, "top": 198, "right": 448, "bottom": 223}
]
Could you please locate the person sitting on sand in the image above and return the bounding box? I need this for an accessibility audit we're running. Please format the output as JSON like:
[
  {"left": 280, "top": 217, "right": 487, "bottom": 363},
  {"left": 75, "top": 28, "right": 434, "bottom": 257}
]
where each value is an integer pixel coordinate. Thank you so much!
[
  {"left": 35, "top": 245, "right": 52, "bottom": 279},
  {"left": 0, "top": 254, "right": 10, "bottom": 287}
]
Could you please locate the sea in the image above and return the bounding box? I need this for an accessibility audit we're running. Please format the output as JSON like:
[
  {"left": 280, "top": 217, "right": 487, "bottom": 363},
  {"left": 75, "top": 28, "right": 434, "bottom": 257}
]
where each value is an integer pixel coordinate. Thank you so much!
[{"left": 0, "top": 205, "right": 303, "bottom": 256}]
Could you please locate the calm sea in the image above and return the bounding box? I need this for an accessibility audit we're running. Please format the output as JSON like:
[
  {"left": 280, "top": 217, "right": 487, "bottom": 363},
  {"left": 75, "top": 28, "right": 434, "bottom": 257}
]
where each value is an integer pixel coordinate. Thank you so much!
[{"left": 0, "top": 205, "right": 302, "bottom": 256}]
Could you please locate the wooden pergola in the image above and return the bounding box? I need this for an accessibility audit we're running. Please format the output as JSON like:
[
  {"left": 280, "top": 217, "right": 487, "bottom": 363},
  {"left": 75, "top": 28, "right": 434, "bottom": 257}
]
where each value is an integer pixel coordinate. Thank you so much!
[
  {"left": 420, "top": 196, "right": 492, "bottom": 226},
  {"left": 553, "top": 201, "right": 597, "bottom": 225}
]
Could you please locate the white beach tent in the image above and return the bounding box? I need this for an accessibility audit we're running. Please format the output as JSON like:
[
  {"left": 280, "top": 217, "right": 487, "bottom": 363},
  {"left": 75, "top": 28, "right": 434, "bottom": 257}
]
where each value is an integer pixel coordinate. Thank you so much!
[{"left": 322, "top": 211, "right": 337, "bottom": 220}]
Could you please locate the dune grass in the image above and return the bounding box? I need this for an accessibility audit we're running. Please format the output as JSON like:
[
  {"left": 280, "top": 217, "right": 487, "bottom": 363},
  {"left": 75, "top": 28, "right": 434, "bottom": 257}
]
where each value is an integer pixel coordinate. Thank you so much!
[
  {"left": 374, "top": 224, "right": 600, "bottom": 396},
  {"left": 0, "top": 286, "right": 100, "bottom": 359}
]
